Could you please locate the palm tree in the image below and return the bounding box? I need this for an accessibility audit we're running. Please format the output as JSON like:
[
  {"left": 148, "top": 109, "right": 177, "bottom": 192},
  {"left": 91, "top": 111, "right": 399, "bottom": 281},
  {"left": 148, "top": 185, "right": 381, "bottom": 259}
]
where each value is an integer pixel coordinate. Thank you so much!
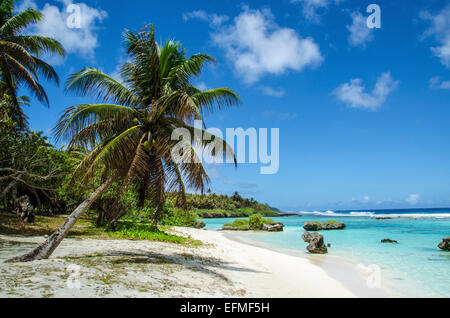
[
  {"left": 6, "top": 25, "right": 240, "bottom": 263},
  {"left": 0, "top": 0, "right": 65, "bottom": 128}
]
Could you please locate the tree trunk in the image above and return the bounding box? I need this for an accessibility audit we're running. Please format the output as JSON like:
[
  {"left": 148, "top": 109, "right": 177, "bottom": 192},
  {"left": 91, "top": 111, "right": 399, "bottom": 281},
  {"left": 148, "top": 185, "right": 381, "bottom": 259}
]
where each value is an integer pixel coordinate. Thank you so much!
[
  {"left": 96, "top": 209, "right": 105, "bottom": 227},
  {"left": 5, "top": 179, "right": 113, "bottom": 263}
]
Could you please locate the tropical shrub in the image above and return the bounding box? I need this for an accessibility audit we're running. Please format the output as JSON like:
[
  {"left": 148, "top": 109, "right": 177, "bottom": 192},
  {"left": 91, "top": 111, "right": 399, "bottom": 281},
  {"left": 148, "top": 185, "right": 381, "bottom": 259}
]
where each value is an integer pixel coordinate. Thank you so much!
[{"left": 249, "top": 214, "right": 265, "bottom": 230}]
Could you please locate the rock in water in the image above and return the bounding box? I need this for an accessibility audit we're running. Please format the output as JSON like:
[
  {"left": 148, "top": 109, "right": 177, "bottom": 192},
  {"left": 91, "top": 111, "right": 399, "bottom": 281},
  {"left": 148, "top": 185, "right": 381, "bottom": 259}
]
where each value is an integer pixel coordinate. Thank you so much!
[
  {"left": 302, "top": 232, "right": 328, "bottom": 254},
  {"left": 303, "top": 220, "right": 346, "bottom": 231},
  {"left": 321, "top": 221, "right": 346, "bottom": 230},
  {"left": 303, "top": 221, "right": 321, "bottom": 231},
  {"left": 438, "top": 237, "right": 450, "bottom": 251},
  {"left": 381, "top": 239, "right": 399, "bottom": 244},
  {"left": 262, "top": 223, "right": 284, "bottom": 232}
]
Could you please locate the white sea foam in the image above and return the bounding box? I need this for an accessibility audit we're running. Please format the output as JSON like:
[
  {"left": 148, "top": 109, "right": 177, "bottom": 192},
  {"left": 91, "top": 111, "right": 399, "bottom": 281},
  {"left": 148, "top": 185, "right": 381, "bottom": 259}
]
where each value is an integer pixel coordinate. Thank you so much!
[{"left": 294, "top": 211, "right": 450, "bottom": 219}]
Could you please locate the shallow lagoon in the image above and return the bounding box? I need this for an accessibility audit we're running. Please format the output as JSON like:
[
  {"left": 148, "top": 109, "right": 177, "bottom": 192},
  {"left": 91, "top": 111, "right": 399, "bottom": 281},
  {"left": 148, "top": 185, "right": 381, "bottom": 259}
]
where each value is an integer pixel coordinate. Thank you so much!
[{"left": 205, "top": 211, "right": 450, "bottom": 297}]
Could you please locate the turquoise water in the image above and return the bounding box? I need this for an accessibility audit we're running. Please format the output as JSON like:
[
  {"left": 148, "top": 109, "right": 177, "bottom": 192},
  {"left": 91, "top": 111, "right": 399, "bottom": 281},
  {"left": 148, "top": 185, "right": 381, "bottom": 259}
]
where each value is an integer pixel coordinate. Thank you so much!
[{"left": 204, "top": 210, "right": 450, "bottom": 298}]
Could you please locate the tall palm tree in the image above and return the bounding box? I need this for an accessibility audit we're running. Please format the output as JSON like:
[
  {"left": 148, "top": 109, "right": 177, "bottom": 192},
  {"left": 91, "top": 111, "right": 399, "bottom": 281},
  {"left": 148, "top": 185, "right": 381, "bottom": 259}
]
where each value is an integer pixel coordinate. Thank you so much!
[
  {"left": 0, "top": 0, "right": 65, "bottom": 128},
  {"left": 7, "top": 25, "right": 240, "bottom": 263}
]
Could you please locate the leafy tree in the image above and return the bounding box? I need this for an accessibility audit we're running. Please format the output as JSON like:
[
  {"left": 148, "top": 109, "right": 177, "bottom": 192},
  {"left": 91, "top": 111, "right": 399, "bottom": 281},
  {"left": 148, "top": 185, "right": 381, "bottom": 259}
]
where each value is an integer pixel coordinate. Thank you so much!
[
  {"left": 7, "top": 25, "right": 240, "bottom": 262},
  {"left": 0, "top": 120, "right": 74, "bottom": 217}
]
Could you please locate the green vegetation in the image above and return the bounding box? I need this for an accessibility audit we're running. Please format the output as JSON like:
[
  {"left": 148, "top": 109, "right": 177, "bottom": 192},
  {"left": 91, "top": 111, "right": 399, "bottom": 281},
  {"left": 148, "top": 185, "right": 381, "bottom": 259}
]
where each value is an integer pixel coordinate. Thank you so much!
[
  {"left": 224, "top": 219, "right": 250, "bottom": 230},
  {"left": 0, "top": 3, "right": 279, "bottom": 262},
  {"left": 55, "top": 24, "right": 240, "bottom": 230},
  {"left": 0, "top": 211, "right": 200, "bottom": 246},
  {"left": 224, "top": 214, "right": 278, "bottom": 231},
  {"left": 106, "top": 220, "right": 201, "bottom": 246},
  {"left": 171, "top": 192, "right": 280, "bottom": 218},
  {"left": 0, "top": 0, "right": 65, "bottom": 129}
]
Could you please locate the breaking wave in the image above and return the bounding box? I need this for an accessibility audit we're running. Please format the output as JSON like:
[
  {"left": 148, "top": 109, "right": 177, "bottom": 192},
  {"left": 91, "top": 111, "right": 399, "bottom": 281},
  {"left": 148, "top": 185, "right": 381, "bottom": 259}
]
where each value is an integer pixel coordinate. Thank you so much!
[{"left": 294, "top": 210, "right": 450, "bottom": 219}]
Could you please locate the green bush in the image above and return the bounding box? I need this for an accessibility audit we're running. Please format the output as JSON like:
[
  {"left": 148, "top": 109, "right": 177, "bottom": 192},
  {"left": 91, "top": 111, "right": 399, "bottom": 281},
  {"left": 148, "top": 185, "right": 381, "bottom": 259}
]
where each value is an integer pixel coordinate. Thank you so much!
[
  {"left": 161, "top": 208, "right": 200, "bottom": 227},
  {"left": 231, "top": 219, "right": 250, "bottom": 230},
  {"left": 249, "top": 214, "right": 265, "bottom": 230}
]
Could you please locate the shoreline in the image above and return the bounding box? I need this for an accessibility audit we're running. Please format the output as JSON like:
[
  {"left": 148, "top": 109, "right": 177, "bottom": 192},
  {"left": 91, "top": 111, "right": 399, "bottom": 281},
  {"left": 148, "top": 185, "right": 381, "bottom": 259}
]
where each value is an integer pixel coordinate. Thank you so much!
[
  {"left": 0, "top": 228, "right": 378, "bottom": 298},
  {"left": 221, "top": 230, "right": 397, "bottom": 298}
]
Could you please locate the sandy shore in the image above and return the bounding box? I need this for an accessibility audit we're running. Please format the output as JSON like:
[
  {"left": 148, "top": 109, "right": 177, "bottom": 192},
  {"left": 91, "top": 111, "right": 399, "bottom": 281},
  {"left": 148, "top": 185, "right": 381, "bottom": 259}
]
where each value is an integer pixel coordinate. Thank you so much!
[{"left": 0, "top": 228, "right": 391, "bottom": 298}]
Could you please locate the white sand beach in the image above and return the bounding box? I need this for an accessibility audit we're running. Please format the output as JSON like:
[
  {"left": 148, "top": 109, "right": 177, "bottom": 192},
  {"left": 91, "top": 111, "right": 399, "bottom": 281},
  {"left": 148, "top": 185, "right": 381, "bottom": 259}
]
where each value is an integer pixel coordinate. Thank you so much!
[{"left": 0, "top": 228, "right": 392, "bottom": 298}]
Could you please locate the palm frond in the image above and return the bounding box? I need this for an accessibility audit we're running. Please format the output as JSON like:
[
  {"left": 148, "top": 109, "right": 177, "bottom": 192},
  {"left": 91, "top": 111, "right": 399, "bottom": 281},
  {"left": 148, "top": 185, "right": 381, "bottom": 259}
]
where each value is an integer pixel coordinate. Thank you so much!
[
  {"left": 66, "top": 68, "right": 138, "bottom": 106},
  {"left": 192, "top": 88, "right": 241, "bottom": 114},
  {"left": 0, "top": 8, "right": 43, "bottom": 35},
  {"left": 54, "top": 103, "right": 139, "bottom": 142}
]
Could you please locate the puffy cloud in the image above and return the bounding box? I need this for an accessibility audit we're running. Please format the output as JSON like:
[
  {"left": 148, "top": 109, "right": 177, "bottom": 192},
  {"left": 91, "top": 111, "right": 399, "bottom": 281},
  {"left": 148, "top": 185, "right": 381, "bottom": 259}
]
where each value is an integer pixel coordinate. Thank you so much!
[
  {"left": 421, "top": 5, "right": 450, "bottom": 67},
  {"left": 210, "top": 8, "right": 323, "bottom": 84},
  {"left": 347, "top": 11, "right": 374, "bottom": 47},
  {"left": 333, "top": 72, "right": 399, "bottom": 110},
  {"left": 19, "top": 0, "right": 107, "bottom": 62}
]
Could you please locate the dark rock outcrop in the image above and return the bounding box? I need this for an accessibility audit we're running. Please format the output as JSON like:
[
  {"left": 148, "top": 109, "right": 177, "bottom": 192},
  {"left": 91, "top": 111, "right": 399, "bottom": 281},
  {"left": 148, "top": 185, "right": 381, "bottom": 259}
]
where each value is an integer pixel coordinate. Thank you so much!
[
  {"left": 262, "top": 223, "right": 284, "bottom": 232},
  {"left": 303, "top": 221, "right": 321, "bottom": 231},
  {"left": 222, "top": 222, "right": 284, "bottom": 232},
  {"left": 302, "top": 232, "right": 328, "bottom": 254},
  {"left": 381, "top": 239, "right": 398, "bottom": 244},
  {"left": 321, "top": 221, "right": 346, "bottom": 230},
  {"left": 303, "top": 220, "right": 346, "bottom": 231},
  {"left": 438, "top": 237, "right": 450, "bottom": 251},
  {"left": 376, "top": 217, "right": 394, "bottom": 220},
  {"left": 194, "top": 221, "right": 206, "bottom": 229},
  {"left": 16, "top": 196, "right": 35, "bottom": 223}
]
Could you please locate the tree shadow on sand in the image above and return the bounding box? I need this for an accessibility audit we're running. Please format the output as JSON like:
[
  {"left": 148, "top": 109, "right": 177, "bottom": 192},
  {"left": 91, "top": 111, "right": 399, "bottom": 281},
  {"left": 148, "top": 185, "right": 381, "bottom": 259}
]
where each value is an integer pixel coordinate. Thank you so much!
[{"left": 61, "top": 250, "right": 267, "bottom": 282}]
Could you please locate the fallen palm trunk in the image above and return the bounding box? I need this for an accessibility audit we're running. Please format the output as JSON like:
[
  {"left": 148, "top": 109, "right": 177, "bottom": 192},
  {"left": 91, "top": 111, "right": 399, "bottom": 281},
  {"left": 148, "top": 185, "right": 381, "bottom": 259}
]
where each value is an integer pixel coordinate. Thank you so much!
[{"left": 5, "top": 179, "right": 113, "bottom": 263}]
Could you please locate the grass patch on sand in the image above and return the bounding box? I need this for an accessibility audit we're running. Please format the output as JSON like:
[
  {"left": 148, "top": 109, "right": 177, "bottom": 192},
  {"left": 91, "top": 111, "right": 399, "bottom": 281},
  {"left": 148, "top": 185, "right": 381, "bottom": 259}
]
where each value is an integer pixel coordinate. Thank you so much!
[{"left": 0, "top": 211, "right": 201, "bottom": 247}]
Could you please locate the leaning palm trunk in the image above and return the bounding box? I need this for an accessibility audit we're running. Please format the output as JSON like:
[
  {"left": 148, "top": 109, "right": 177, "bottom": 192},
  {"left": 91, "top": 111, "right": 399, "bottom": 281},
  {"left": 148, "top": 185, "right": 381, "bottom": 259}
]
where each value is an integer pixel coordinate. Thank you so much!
[{"left": 5, "top": 179, "right": 113, "bottom": 263}]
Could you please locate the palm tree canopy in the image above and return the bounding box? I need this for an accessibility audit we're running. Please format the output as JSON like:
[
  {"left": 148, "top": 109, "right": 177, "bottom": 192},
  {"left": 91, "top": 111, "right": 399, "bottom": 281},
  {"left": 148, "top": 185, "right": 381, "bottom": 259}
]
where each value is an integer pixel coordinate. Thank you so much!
[
  {"left": 0, "top": 0, "right": 65, "bottom": 127},
  {"left": 56, "top": 25, "right": 240, "bottom": 216}
]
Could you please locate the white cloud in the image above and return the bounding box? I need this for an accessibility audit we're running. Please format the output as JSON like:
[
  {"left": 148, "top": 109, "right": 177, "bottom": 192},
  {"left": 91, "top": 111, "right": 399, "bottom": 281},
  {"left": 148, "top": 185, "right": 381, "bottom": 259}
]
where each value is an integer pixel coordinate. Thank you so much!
[
  {"left": 430, "top": 76, "right": 450, "bottom": 90},
  {"left": 259, "top": 86, "right": 286, "bottom": 97},
  {"left": 347, "top": 11, "right": 374, "bottom": 47},
  {"left": 406, "top": 194, "right": 420, "bottom": 205},
  {"left": 17, "top": 0, "right": 37, "bottom": 11},
  {"left": 183, "top": 10, "right": 229, "bottom": 27},
  {"left": 291, "top": 0, "right": 342, "bottom": 23},
  {"left": 421, "top": 5, "right": 450, "bottom": 67},
  {"left": 210, "top": 7, "right": 323, "bottom": 84},
  {"left": 333, "top": 72, "right": 399, "bottom": 110},
  {"left": 19, "top": 0, "right": 107, "bottom": 62}
]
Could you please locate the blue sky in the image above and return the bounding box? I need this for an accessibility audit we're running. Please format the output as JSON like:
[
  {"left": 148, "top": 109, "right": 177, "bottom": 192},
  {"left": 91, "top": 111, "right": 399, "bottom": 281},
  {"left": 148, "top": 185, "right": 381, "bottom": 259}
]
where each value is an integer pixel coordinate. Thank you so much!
[{"left": 17, "top": 0, "right": 450, "bottom": 211}]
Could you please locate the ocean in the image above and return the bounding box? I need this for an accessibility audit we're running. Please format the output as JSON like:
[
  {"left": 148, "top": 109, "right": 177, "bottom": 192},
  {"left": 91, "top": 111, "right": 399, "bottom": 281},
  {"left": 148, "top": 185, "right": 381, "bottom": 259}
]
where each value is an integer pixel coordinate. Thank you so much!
[{"left": 204, "top": 208, "right": 450, "bottom": 297}]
